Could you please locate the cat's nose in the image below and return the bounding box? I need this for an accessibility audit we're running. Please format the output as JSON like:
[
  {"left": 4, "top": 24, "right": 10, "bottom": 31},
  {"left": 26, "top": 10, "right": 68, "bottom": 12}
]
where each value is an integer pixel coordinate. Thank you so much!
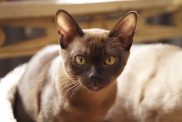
[
  {"left": 88, "top": 66, "right": 101, "bottom": 83},
  {"left": 87, "top": 74, "right": 102, "bottom": 91}
]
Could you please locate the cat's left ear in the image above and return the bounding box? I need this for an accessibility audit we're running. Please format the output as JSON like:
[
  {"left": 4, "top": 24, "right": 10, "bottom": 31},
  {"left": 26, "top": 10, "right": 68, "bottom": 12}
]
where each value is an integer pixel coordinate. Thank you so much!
[
  {"left": 109, "top": 11, "right": 138, "bottom": 51},
  {"left": 56, "top": 10, "right": 83, "bottom": 49}
]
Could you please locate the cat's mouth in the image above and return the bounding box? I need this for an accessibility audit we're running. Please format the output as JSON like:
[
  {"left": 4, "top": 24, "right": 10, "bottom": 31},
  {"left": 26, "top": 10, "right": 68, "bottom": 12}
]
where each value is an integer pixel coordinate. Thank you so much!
[
  {"left": 86, "top": 82, "right": 102, "bottom": 91},
  {"left": 80, "top": 79, "right": 107, "bottom": 92}
]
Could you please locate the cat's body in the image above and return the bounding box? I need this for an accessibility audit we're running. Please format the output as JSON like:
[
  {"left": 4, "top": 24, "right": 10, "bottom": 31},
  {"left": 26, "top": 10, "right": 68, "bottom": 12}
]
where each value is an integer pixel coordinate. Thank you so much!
[
  {"left": 106, "top": 44, "right": 182, "bottom": 122},
  {"left": 12, "top": 10, "right": 138, "bottom": 122},
  {"left": 1, "top": 44, "right": 182, "bottom": 122}
]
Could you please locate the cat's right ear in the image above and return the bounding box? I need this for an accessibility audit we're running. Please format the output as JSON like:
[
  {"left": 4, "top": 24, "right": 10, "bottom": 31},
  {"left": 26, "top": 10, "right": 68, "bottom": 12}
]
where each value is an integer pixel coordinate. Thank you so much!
[
  {"left": 56, "top": 10, "right": 83, "bottom": 49},
  {"left": 109, "top": 11, "right": 138, "bottom": 51}
]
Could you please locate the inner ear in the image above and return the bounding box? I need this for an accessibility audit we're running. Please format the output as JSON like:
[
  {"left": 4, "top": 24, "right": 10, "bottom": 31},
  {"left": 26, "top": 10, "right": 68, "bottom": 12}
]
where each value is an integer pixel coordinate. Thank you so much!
[
  {"left": 109, "top": 11, "right": 138, "bottom": 51},
  {"left": 56, "top": 10, "right": 83, "bottom": 48}
]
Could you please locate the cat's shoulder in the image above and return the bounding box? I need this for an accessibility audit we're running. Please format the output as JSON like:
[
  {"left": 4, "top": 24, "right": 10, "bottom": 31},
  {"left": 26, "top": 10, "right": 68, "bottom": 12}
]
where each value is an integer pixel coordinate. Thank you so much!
[
  {"left": 131, "top": 44, "right": 181, "bottom": 54},
  {"left": 34, "top": 44, "right": 60, "bottom": 58},
  {"left": 24, "top": 45, "right": 61, "bottom": 75},
  {"left": 125, "top": 44, "right": 182, "bottom": 72},
  {"left": 129, "top": 44, "right": 182, "bottom": 64},
  {"left": 29, "top": 45, "right": 60, "bottom": 64}
]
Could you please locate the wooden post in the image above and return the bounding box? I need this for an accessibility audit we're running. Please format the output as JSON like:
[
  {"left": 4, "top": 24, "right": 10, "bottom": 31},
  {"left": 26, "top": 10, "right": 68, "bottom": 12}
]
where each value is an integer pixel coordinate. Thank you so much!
[
  {"left": 0, "top": 28, "right": 5, "bottom": 46},
  {"left": 173, "top": 5, "right": 182, "bottom": 34}
]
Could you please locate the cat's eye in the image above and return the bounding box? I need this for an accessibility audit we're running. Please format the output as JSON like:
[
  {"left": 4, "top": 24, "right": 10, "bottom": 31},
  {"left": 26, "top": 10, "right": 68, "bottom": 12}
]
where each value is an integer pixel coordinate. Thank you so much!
[
  {"left": 75, "top": 56, "right": 86, "bottom": 65},
  {"left": 105, "top": 56, "right": 117, "bottom": 65}
]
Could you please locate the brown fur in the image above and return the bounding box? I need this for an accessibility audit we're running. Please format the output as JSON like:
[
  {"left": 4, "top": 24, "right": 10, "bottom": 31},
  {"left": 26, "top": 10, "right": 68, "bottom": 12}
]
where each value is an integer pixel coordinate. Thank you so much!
[{"left": 13, "top": 10, "right": 137, "bottom": 122}]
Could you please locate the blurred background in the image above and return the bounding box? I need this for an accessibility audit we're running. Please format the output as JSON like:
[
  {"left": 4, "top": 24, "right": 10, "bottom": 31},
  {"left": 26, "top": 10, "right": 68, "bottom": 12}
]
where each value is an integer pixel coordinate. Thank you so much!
[{"left": 0, "top": 0, "right": 182, "bottom": 77}]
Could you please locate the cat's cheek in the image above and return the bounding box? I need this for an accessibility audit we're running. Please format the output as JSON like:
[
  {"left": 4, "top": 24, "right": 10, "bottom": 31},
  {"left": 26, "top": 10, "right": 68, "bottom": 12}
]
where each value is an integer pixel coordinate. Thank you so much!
[{"left": 69, "top": 66, "right": 84, "bottom": 76}]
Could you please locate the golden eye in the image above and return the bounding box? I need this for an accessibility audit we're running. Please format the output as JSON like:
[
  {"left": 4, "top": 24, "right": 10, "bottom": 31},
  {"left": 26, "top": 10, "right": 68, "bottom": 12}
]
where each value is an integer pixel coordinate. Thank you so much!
[
  {"left": 105, "top": 56, "right": 117, "bottom": 65},
  {"left": 75, "top": 56, "right": 86, "bottom": 65}
]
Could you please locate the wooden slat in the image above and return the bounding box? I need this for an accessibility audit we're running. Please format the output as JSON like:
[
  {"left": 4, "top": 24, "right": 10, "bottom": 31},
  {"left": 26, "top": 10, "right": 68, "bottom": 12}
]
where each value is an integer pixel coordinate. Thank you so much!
[
  {"left": 0, "top": 29, "right": 57, "bottom": 52},
  {"left": 0, "top": 47, "right": 39, "bottom": 59},
  {"left": 173, "top": 6, "right": 182, "bottom": 30},
  {"left": 0, "top": 17, "right": 55, "bottom": 28},
  {"left": 134, "top": 25, "right": 182, "bottom": 43},
  {"left": 0, "top": 0, "right": 180, "bottom": 19}
]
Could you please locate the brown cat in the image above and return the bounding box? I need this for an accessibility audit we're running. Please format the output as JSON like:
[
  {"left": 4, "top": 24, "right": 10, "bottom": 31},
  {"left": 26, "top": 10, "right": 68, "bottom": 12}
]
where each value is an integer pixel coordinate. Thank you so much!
[{"left": 13, "top": 10, "right": 137, "bottom": 122}]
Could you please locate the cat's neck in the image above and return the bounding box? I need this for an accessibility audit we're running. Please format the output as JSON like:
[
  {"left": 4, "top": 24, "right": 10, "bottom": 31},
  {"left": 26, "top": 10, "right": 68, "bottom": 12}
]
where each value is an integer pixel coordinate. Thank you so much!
[
  {"left": 57, "top": 72, "right": 117, "bottom": 110},
  {"left": 64, "top": 80, "right": 117, "bottom": 107},
  {"left": 58, "top": 77, "right": 117, "bottom": 122}
]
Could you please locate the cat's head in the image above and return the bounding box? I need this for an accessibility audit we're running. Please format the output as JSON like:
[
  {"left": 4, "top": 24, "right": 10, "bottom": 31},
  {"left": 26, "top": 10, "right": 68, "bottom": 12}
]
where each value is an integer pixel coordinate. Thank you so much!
[{"left": 56, "top": 10, "right": 137, "bottom": 92}]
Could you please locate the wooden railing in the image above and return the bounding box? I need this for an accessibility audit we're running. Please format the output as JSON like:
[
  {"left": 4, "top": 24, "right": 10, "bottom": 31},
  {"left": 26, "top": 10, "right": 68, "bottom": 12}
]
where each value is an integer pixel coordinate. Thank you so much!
[{"left": 0, "top": 0, "right": 182, "bottom": 59}]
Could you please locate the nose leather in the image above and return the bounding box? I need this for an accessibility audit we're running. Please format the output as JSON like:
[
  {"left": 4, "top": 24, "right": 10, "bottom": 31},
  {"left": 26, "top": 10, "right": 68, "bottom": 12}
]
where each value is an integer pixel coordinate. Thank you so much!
[
  {"left": 88, "top": 66, "right": 101, "bottom": 83},
  {"left": 90, "top": 75, "right": 100, "bottom": 82}
]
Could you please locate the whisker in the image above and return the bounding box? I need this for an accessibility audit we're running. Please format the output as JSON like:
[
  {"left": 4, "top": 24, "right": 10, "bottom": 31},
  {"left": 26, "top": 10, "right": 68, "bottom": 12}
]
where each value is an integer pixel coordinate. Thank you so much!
[
  {"left": 111, "top": 43, "right": 122, "bottom": 47},
  {"left": 110, "top": 32, "right": 128, "bottom": 42},
  {"left": 61, "top": 82, "right": 76, "bottom": 89},
  {"left": 64, "top": 83, "right": 79, "bottom": 97},
  {"left": 70, "top": 84, "right": 81, "bottom": 100}
]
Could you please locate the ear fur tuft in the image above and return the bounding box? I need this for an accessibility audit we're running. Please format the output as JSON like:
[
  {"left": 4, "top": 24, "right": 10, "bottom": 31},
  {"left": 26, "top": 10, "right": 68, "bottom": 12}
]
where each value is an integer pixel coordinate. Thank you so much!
[
  {"left": 110, "top": 11, "right": 138, "bottom": 51},
  {"left": 55, "top": 10, "right": 83, "bottom": 48}
]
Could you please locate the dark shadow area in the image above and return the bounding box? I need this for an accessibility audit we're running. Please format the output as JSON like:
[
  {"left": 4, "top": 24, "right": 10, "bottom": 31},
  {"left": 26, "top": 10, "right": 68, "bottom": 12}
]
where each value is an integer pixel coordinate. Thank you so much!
[{"left": 0, "top": 26, "right": 45, "bottom": 77}]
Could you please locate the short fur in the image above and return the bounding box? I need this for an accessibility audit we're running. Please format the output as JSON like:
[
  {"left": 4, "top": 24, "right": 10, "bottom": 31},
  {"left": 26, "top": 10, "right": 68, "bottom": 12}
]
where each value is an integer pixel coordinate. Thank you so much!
[
  {"left": 105, "top": 44, "right": 182, "bottom": 122},
  {"left": 13, "top": 10, "right": 137, "bottom": 122}
]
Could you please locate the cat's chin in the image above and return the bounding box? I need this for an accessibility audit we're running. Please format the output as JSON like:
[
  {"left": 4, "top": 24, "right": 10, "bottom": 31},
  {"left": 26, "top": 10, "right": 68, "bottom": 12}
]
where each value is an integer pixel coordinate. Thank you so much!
[
  {"left": 82, "top": 84, "right": 105, "bottom": 92},
  {"left": 88, "top": 86, "right": 102, "bottom": 92},
  {"left": 79, "top": 80, "right": 110, "bottom": 92}
]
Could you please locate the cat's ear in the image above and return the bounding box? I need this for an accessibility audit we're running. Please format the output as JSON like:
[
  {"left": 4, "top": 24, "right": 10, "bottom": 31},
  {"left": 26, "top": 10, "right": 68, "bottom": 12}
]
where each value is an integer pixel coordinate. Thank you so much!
[
  {"left": 109, "top": 11, "right": 138, "bottom": 51},
  {"left": 56, "top": 10, "right": 84, "bottom": 49}
]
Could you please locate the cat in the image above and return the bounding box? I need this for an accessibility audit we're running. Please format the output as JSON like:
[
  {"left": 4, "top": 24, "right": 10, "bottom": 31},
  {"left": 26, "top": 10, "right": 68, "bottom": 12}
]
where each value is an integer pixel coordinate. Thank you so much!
[
  {"left": 105, "top": 44, "right": 182, "bottom": 122},
  {"left": 1, "top": 11, "right": 182, "bottom": 122},
  {"left": 11, "top": 10, "right": 138, "bottom": 122}
]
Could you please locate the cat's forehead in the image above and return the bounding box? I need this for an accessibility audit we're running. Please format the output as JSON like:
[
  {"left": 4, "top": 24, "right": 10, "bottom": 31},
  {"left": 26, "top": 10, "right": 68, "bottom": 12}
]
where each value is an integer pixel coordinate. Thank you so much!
[
  {"left": 83, "top": 28, "right": 109, "bottom": 36},
  {"left": 82, "top": 29, "right": 109, "bottom": 46},
  {"left": 82, "top": 28, "right": 109, "bottom": 43},
  {"left": 69, "top": 29, "right": 109, "bottom": 54}
]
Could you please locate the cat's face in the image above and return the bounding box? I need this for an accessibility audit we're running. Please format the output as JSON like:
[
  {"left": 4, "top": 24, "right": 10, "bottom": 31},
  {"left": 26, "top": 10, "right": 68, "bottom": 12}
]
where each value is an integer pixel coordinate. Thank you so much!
[
  {"left": 56, "top": 10, "right": 137, "bottom": 91},
  {"left": 61, "top": 29, "right": 129, "bottom": 91}
]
